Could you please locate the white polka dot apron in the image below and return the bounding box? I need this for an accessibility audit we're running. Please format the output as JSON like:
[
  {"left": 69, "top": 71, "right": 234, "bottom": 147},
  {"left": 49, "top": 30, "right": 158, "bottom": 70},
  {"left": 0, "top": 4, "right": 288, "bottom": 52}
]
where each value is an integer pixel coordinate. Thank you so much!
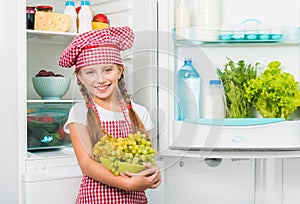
[{"left": 76, "top": 100, "right": 147, "bottom": 204}]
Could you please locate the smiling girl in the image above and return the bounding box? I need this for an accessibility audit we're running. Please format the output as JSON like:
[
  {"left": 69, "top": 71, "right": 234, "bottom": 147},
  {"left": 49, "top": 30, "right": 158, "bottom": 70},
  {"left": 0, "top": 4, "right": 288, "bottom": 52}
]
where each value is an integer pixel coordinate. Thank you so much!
[{"left": 59, "top": 26, "right": 161, "bottom": 204}]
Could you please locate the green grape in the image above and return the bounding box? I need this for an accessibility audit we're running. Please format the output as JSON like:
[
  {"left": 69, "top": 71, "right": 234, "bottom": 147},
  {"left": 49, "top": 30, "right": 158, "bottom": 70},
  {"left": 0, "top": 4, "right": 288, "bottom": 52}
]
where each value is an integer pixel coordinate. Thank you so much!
[
  {"left": 142, "top": 149, "right": 148, "bottom": 155},
  {"left": 93, "top": 131, "right": 157, "bottom": 176}
]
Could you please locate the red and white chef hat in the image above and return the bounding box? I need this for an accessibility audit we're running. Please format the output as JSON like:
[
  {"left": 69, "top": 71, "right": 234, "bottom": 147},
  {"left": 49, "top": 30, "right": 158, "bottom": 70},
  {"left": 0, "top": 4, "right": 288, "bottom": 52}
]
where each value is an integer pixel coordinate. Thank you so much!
[{"left": 59, "top": 26, "right": 134, "bottom": 70}]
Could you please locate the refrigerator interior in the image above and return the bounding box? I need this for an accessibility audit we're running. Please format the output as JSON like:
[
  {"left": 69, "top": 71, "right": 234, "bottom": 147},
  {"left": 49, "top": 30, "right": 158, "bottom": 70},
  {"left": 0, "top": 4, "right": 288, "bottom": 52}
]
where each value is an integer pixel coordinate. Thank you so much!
[
  {"left": 161, "top": 0, "right": 300, "bottom": 152},
  {"left": 23, "top": 0, "right": 159, "bottom": 203}
]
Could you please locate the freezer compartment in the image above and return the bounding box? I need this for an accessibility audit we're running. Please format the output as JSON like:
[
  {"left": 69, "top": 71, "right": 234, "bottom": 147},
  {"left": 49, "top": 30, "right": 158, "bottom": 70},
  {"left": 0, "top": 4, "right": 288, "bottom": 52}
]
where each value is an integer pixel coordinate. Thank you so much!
[
  {"left": 171, "top": 119, "right": 300, "bottom": 150},
  {"left": 24, "top": 150, "right": 82, "bottom": 204},
  {"left": 163, "top": 157, "right": 255, "bottom": 204},
  {"left": 27, "top": 103, "right": 72, "bottom": 150}
]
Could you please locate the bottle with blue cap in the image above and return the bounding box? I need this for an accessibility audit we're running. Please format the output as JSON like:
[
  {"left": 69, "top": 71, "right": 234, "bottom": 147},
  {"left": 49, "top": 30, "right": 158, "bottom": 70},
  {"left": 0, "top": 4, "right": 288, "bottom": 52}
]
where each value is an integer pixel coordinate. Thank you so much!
[
  {"left": 64, "top": 0, "right": 77, "bottom": 33},
  {"left": 78, "top": 0, "right": 93, "bottom": 33},
  {"left": 202, "top": 79, "right": 225, "bottom": 118},
  {"left": 176, "top": 58, "right": 200, "bottom": 121}
]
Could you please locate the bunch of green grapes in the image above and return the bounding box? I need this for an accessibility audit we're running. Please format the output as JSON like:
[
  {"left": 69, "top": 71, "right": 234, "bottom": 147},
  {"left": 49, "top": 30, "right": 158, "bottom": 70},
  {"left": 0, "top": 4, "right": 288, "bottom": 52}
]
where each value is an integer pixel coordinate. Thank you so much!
[{"left": 93, "top": 131, "right": 156, "bottom": 176}]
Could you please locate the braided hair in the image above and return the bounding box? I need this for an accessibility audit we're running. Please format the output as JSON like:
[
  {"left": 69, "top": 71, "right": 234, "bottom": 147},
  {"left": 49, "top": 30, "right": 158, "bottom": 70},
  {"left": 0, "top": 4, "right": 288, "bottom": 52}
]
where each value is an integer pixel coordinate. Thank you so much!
[
  {"left": 116, "top": 65, "right": 147, "bottom": 136},
  {"left": 75, "top": 64, "right": 148, "bottom": 147},
  {"left": 75, "top": 75, "right": 102, "bottom": 146}
]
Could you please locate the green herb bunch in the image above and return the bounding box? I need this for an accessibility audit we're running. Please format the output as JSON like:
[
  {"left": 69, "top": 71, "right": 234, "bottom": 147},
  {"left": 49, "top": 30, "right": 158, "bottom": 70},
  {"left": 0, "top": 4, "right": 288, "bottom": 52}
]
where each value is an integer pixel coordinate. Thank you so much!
[
  {"left": 217, "top": 58, "right": 259, "bottom": 118},
  {"left": 244, "top": 61, "right": 300, "bottom": 119}
]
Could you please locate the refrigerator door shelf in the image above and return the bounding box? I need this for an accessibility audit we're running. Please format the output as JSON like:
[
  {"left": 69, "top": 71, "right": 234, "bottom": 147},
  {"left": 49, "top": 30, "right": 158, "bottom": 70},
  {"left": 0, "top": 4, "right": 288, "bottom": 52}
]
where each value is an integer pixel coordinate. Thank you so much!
[{"left": 171, "top": 119, "right": 300, "bottom": 150}]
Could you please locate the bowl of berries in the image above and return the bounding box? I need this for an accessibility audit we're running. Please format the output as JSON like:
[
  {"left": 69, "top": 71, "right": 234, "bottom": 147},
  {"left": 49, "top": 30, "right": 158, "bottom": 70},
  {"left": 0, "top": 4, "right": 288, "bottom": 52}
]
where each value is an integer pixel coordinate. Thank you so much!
[{"left": 32, "top": 70, "right": 71, "bottom": 100}]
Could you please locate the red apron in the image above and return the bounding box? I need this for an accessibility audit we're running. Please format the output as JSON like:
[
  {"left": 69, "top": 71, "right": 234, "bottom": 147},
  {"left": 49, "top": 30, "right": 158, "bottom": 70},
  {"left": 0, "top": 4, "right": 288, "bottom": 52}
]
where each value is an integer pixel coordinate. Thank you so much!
[{"left": 76, "top": 101, "right": 147, "bottom": 204}]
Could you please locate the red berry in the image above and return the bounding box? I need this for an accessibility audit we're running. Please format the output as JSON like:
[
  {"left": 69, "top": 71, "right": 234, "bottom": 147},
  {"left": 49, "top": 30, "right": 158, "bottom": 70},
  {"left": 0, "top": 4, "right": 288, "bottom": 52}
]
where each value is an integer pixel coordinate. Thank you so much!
[
  {"left": 37, "top": 69, "right": 48, "bottom": 77},
  {"left": 47, "top": 71, "right": 55, "bottom": 76}
]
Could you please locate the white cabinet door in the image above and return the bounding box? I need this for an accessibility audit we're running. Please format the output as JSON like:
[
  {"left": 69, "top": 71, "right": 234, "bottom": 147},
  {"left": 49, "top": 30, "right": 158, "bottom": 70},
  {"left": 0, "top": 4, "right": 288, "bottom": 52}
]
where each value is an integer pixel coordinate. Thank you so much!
[
  {"left": 283, "top": 158, "right": 300, "bottom": 204},
  {"left": 163, "top": 157, "right": 255, "bottom": 204}
]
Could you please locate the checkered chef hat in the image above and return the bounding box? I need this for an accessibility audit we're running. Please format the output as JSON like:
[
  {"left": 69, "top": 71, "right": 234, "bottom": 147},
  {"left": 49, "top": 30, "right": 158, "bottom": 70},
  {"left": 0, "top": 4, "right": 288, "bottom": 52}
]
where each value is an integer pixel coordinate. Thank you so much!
[{"left": 59, "top": 26, "right": 134, "bottom": 70}]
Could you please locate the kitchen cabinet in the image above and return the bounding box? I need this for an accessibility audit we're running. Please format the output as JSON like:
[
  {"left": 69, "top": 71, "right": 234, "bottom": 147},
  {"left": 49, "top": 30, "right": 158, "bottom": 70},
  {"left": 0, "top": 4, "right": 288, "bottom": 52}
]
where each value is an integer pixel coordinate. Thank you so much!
[{"left": 2, "top": 0, "right": 300, "bottom": 203}]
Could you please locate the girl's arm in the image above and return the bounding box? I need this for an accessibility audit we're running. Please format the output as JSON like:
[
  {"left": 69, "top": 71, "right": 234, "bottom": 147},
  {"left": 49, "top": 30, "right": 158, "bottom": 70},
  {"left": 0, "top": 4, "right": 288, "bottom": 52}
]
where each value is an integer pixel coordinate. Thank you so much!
[{"left": 70, "top": 122, "right": 162, "bottom": 191}]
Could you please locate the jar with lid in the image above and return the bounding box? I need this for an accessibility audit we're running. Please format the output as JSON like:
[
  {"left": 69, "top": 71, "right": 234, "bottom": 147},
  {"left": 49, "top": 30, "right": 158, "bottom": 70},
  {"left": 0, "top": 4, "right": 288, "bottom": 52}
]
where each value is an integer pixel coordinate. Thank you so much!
[
  {"left": 36, "top": 5, "right": 53, "bottom": 12},
  {"left": 26, "top": 4, "right": 36, "bottom": 29}
]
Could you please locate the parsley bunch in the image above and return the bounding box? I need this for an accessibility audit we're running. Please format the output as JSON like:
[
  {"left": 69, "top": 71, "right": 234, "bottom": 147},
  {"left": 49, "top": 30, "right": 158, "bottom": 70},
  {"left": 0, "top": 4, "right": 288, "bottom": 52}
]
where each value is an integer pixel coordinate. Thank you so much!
[
  {"left": 244, "top": 61, "right": 300, "bottom": 119},
  {"left": 217, "top": 58, "right": 258, "bottom": 118}
]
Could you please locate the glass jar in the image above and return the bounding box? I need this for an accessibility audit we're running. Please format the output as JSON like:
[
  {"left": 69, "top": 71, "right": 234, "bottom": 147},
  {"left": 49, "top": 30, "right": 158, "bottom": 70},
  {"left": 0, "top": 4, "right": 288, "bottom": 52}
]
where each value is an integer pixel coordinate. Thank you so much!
[
  {"left": 26, "top": 4, "right": 36, "bottom": 29},
  {"left": 36, "top": 5, "right": 53, "bottom": 12}
]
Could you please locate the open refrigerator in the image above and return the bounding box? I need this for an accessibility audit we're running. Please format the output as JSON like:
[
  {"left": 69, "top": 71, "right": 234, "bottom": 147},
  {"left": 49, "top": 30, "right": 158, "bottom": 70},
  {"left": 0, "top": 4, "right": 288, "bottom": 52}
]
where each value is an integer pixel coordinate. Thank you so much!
[{"left": 13, "top": 0, "right": 300, "bottom": 204}]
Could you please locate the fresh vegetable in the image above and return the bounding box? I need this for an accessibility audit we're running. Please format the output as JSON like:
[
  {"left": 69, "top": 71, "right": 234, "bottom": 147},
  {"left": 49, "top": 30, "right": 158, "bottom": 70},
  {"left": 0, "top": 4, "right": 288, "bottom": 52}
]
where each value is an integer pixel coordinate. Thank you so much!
[
  {"left": 244, "top": 61, "right": 300, "bottom": 119},
  {"left": 217, "top": 58, "right": 259, "bottom": 118},
  {"left": 38, "top": 116, "right": 55, "bottom": 123},
  {"left": 27, "top": 120, "right": 60, "bottom": 132}
]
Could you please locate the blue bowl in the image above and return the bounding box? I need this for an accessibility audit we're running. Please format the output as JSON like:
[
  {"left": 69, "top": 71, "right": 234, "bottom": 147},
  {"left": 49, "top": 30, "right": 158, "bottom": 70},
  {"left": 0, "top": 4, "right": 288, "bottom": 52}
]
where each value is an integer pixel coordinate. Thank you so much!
[{"left": 32, "top": 77, "right": 71, "bottom": 100}]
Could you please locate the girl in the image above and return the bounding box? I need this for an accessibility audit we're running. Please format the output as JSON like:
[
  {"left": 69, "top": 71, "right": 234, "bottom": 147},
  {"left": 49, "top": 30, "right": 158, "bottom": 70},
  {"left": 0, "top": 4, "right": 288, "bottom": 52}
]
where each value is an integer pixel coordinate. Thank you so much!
[{"left": 59, "top": 26, "right": 161, "bottom": 203}]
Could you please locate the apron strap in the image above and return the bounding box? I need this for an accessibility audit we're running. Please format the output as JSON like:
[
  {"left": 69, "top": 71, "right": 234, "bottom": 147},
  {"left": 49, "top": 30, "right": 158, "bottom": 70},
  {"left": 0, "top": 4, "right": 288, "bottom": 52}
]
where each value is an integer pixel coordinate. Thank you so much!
[{"left": 90, "top": 98, "right": 132, "bottom": 136}]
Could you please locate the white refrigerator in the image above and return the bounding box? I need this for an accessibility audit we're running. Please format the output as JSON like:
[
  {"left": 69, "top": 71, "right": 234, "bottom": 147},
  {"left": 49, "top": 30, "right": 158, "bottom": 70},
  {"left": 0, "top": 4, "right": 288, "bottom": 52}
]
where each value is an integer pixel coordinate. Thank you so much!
[{"left": 1, "top": 0, "right": 300, "bottom": 203}]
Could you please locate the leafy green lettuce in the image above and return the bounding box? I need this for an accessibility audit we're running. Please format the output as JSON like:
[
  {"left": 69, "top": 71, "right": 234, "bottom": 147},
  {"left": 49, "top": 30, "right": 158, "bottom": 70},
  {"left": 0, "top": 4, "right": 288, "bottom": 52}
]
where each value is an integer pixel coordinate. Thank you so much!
[{"left": 244, "top": 61, "right": 300, "bottom": 119}]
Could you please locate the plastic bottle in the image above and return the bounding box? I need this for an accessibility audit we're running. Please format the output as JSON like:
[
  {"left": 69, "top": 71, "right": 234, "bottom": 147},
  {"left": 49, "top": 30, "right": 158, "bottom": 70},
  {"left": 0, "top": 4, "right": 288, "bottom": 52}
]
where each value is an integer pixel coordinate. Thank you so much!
[
  {"left": 176, "top": 58, "right": 200, "bottom": 121},
  {"left": 203, "top": 79, "right": 225, "bottom": 118},
  {"left": 64, "top": 0, "right": 77, "bottom": 33},
  {"left": 78, "top": 0, "right": 93, "bottom": 33}
]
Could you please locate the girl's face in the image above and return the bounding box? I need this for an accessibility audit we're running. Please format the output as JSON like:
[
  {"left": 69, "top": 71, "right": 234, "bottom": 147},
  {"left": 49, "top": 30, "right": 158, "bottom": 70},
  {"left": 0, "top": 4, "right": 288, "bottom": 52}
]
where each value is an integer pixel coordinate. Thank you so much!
[{"left": 77, "top": 64, "right": 123, "bottom": 102}]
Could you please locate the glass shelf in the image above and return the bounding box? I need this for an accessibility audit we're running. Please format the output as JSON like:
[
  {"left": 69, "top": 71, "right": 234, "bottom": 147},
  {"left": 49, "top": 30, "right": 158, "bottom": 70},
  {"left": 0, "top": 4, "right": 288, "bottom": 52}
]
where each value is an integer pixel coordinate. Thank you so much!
[
  {"left": 27, "top": 99, "right": 83, "bottom": 103},
  {"left": 173, "top": 27, "right": 300, "bottom": 46},
  {"left": 26, "top": 29, "right": 78, "bottom": 44},
  {"left": 174, "top": 38, "right": 300, "bottom": 47}
]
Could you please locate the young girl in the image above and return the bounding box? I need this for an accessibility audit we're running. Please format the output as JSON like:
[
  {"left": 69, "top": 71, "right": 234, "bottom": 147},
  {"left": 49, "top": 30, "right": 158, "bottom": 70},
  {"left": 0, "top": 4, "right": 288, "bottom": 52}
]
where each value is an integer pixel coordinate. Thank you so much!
[{"left": 59, "top": 26, "right": 161, "bottom": 203}]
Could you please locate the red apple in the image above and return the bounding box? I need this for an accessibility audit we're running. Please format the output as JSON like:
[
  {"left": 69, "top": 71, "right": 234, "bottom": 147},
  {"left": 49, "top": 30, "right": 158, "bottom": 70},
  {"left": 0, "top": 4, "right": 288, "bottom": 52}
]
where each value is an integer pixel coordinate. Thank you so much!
[{"left": 93, "top": 13, "right": 109, "bottom": 24}]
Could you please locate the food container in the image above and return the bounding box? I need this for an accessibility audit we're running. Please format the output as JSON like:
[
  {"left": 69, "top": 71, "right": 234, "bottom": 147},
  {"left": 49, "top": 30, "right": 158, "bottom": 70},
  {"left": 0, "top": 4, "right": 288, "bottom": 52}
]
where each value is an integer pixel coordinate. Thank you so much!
[
  {"left": 36, "top": 5, "right": 53, "bottom": 12},
  {"left": 32, "top": 76, "right": 71, "bottom": 100},
  {"left": 26, "top": 4, "right": 36, "bottom": 29},
  {"left": 99, "top": 157, "right": 146, "bottom": 174},
  {"left": 92, "top": 22, "right": 109, "bottom": 30},
  {"left": 27, "top": 103, "right": 72, "bottom": 150}
]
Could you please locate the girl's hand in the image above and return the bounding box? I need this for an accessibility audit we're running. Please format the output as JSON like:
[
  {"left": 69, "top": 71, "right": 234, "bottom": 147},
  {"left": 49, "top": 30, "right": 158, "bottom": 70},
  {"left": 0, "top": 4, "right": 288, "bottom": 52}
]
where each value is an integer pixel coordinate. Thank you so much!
[{"left": 120, "top": 162, "right": 162, "bottom": 191}]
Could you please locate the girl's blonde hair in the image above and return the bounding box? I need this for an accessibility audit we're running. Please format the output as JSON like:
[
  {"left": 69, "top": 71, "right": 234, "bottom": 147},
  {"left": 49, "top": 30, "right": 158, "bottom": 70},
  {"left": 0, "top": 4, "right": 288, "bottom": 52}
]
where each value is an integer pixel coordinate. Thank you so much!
[{"left": 75, "top": 64, "right": 147, "bottom": 146}]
